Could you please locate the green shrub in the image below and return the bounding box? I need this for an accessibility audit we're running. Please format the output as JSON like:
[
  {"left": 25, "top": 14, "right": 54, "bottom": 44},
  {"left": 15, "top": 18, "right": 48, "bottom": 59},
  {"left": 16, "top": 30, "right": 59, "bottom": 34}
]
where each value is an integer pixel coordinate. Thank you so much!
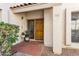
[{"left": 0, "top": 22, "right": 19, "bottom": 56}]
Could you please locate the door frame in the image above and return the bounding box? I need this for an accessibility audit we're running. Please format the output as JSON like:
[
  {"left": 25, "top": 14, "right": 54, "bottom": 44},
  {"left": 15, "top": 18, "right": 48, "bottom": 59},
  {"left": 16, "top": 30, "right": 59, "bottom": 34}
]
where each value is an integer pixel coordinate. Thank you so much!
[
  {"left": 66, "top": 7, "right": 79, "bottom": 48},
  {"left": 27, "top": 18, "right": 44, "bottom": 41}
]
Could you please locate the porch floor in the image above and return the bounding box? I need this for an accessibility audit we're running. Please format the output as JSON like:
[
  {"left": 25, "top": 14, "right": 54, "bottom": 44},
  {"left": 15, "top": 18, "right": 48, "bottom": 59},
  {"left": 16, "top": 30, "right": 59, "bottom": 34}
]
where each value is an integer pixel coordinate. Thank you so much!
[
  {"left": 12, "top": 41, "right": 79, "bottom": 56},
  {"left": 12, "top": 41, "right": 44, "bottom": 56}
]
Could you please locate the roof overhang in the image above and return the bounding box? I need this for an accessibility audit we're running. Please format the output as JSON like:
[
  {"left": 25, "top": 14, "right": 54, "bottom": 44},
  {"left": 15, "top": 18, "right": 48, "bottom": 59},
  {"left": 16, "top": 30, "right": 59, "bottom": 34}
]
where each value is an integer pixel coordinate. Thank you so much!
[{"left": 10, "top": 3, "right": 62, "bottom": 13}]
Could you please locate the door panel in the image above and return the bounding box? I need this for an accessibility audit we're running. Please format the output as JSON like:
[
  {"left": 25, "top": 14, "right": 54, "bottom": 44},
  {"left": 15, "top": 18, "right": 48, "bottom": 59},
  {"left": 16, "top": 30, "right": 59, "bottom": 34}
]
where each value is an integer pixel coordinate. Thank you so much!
[
  {"left": 35, "top": 19, "right": 44, "bottom": 40},
  {"left": 28, "top": 20, "right": 34, "bottom": 39}
]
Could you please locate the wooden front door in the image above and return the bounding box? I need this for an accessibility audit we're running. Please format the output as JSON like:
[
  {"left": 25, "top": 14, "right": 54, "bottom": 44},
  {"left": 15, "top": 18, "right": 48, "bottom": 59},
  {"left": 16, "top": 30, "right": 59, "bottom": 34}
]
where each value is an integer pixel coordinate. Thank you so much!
[{"left": 35, "top": 19, "right": 44, "bottom": 40}]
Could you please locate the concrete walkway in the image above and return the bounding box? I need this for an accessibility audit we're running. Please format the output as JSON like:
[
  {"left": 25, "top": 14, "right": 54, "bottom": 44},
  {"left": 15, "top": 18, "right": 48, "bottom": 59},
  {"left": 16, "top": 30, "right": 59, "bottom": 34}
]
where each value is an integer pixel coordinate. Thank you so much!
[
  {"left": 12, "top": 52, "right": 31, "bottom": 56},
  {"left": 41, "top": 47, "right": 79, "bottom": 56}
]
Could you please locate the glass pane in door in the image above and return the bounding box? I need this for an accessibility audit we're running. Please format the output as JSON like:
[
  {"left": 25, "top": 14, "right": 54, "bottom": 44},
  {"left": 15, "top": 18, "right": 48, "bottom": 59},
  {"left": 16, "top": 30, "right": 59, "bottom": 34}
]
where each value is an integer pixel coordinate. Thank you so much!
[
  {"left": 28, "top": 20, "right": 34, "bottom": 39},
  {"left": 71, "top": 12, "right": 79, "bottom": 42}
]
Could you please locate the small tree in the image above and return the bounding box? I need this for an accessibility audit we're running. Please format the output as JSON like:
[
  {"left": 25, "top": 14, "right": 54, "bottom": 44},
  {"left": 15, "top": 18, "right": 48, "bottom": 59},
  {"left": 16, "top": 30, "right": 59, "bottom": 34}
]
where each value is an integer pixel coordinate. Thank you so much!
[{"left": 0, "top": 22, "right": 19, "bottom": 56}]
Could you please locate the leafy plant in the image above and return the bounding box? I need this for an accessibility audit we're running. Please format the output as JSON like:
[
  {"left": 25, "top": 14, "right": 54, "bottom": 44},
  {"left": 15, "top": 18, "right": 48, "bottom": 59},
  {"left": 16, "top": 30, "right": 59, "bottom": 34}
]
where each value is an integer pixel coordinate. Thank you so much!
[{"left": 0, "top": 22, "right": 19, "bottom": 56}]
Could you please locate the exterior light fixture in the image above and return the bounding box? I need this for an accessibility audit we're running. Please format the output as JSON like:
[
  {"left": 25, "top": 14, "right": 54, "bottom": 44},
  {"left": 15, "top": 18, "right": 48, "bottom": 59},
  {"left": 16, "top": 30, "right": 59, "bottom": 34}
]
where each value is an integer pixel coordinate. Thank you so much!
[{"left": 21, "top": 16, "right": 24, "bottom": 20}]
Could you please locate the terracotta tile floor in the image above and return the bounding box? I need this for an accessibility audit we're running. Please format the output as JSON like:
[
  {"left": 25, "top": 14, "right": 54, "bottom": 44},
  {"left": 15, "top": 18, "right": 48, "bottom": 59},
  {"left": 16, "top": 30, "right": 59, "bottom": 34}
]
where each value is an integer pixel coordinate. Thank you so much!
[
  {"left": 12, "top": 41, "right": 79, "bottom": 56},
  {"left": 12, "top": 41, "right": 44, "bottom": 56}
]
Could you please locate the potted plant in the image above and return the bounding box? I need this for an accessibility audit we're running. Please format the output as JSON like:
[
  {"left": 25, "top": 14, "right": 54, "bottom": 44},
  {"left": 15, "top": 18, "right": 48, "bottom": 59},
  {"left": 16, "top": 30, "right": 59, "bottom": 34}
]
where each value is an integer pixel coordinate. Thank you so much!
[{"left": 21, "top": 31, "right": 30, "bottom": 42}]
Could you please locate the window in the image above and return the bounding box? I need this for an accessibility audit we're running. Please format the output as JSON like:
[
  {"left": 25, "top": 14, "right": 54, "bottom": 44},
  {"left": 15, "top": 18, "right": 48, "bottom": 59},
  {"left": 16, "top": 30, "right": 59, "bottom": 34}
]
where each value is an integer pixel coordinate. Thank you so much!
[{"left": 71, "top": 12, "right": 79, "bottom": 42}]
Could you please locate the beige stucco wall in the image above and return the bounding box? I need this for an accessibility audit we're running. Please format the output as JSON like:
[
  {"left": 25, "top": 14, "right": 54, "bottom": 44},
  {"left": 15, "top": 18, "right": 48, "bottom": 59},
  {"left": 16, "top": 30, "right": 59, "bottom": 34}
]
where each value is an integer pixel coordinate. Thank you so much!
[
  {"left": 44, "top": 8, "right": 53, "bottom": 47},
  {"left": 0, "top": 3, "right": 10, "bottom": 22},
  {"left": 52, "top": 6, "right": 64, "bottom": 54},
  {"left": 0, "top": 3, "right": 19, "bottom": 23},
  {"left": 26, "top": 10, "right": 43, "bottom": 19}
]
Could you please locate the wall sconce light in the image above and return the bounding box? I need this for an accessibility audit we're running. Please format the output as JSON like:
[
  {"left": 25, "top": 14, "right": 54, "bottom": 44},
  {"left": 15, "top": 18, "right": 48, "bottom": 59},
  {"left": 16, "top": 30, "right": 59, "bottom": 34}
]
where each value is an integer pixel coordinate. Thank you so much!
[{"left": 21, "top": 16, "right": 24, "bottom": 20}]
